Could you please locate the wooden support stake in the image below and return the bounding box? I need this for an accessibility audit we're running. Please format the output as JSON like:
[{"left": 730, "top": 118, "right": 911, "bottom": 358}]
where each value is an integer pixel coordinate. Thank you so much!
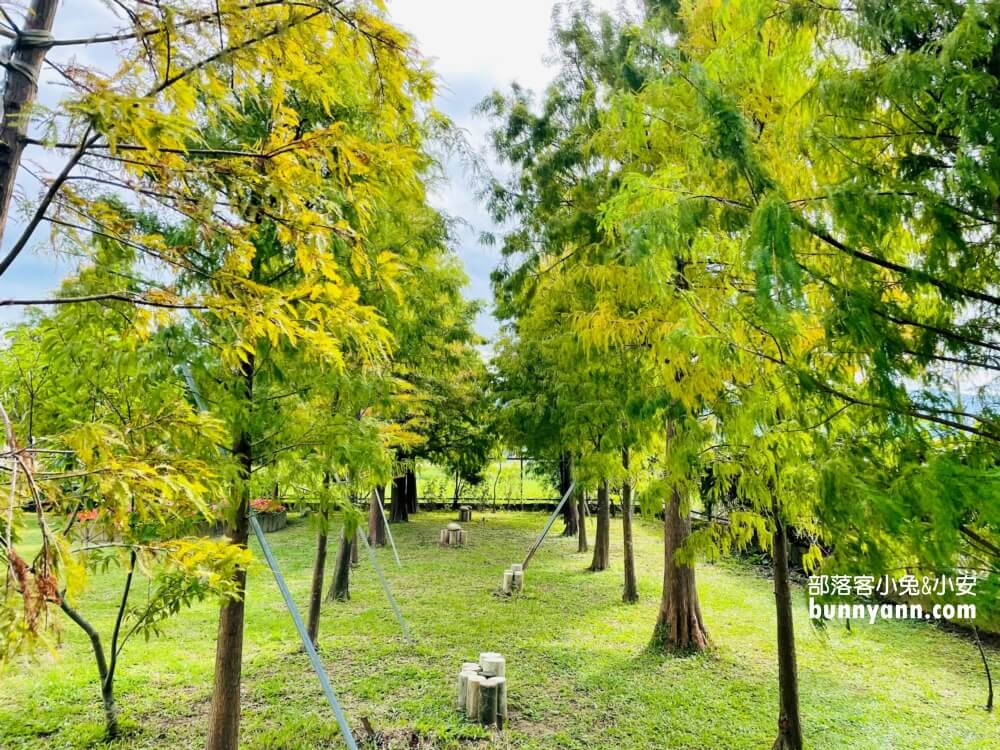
[
  {"left": 466, "top": 675, "right": 485, "bottom": 720},
  {"left": 479, "top": 652, "right": 502, "bottom": 671},
  {"left": 457, "top": 669, "right": 478, "bottom": 710},
  {"left": 479, "top": 678, "right": 499, "bottom": 726},
  {"left": 481, "top": 655, "right": 506, "bottom": 677},
  {"left": 495, "top": 676, "right": 508, "bottom": 726}
]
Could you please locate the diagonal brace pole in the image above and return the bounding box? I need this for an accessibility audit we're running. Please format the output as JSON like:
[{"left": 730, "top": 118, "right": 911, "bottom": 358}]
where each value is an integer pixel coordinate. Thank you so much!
[
  {"left": 250, "top": 514, "right": 359, "bottom": 750},
  {"left": 358, "top": 529, "right": 412, "bottom": 642},
  {"left": 521, "top": 481, "right": 576, "bottom": 570},
  {"left": 374, "top": 488, "right": 401, "bottom": 567}
]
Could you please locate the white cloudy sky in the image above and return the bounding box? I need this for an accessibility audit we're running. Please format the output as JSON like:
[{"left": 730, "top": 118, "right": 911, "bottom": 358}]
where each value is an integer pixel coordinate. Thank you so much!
[{"left": 0, "top": 0, "right": 624, "bottom": 337}]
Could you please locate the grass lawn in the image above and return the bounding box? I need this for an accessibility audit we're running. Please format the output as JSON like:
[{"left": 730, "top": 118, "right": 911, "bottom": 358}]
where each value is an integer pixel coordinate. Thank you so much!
[
  {"left": 1, "top": 511, "right": 996, "bottom": 749},
  {"left": 415, "top": 461, "right": 556, "bottom": 503}
]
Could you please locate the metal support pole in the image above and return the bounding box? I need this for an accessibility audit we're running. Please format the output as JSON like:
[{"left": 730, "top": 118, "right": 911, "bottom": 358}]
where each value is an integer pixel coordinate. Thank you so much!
[
  {"left": 521, "top": 481, "right": 576, "bottom": 570},
  {"left": 375, "top": 488, "right": 401, "bottom": 567},
  {"left": 358, "top": 529, "right": 412, "bottom": 642},
  {"left": 250, "top": 514, "right": 359, "bottom": 750}
]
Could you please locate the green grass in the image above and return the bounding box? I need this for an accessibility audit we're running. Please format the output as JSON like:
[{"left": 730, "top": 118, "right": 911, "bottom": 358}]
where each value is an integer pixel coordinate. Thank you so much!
[
  {"left": 416, "top": 460, "right": 556, "bottom": 503},
  {"left": 1, "top": 511, "right": 997, "bottom": 749}
]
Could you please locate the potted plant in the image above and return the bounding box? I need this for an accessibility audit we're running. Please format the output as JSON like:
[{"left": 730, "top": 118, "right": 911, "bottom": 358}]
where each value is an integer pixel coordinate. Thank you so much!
[{"left": 251, "top": 497, "right": 288, "bottom": 533}]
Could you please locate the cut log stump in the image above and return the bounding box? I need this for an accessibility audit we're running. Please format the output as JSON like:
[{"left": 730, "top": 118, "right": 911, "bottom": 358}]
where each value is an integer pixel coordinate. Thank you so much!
[
  {"left": 466, "top": 675, "right": 486, "bottom": 720},
  {"left": 479, "top": 678, "right": 499, "bottom": 726}
]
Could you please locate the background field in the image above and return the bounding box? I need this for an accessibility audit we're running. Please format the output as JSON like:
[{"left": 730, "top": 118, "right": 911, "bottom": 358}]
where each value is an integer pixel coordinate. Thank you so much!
[{"left": 1, "top": 511, "right": 996, "bottom": 749}]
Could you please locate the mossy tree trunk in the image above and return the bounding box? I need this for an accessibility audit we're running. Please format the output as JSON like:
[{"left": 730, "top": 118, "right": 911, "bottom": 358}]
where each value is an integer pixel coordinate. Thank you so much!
[
  {"left": 589, "top": 480, "right": 610, "bottom": 571},
  {"left": 577, "top": 489, "right": 589, "bottom": 553}
]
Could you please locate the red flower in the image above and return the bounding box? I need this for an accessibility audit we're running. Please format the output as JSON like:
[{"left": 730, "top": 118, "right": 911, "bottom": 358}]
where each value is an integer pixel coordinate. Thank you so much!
[{"left": 251, "top": 497, "right": 285, "bottom": 514}]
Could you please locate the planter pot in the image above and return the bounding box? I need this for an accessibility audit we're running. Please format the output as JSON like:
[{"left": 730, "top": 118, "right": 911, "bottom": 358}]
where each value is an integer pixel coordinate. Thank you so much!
[{"left": 256, "top": 510, "right": 288, "bottom": 533}]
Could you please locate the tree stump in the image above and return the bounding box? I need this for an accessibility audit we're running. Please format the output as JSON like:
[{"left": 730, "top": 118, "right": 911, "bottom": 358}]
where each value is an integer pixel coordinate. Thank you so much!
[
  {"left": 441, "top": 522, "right": 466, "bottom": 547},
  {"left": 512, "top": 569, "right": 523, "bottom": 593},
  {"left": 466, "top": 675, "right": 486, "bottom": 720},
  {"left": 495, "top": 676, "right": 508, "bottom": 725},
  {"left": 478, "top": 678, "right": 499, "bottom": 726},
  {"left": 481, "top": 654, "right": 505, "bottom": 677},
  {"left": 457, "top": 669, "right": 479, "bottom": 710},
  {"left": 459, "top": 506, "right": 472, "bottom": 522}
]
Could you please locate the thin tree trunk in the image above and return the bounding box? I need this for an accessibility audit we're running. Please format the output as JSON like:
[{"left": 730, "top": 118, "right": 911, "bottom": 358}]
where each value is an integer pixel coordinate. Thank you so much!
[
  {"left": 327, "top": 529, "right": 352, "bottom": 602},
  {"left": 974, "top": 626, "right": 994, "bottom": 711},
  {"left": 577, "top": 489, "right": 589, "bottom": 553},
  {"left": 389, "top": 473, "right": 408, "bottom": 522},
  {"left": 405, "top": 467, "right": 418, "bottom": 514},
  {"left": 206, "top": 356, "right": 253, "bottom": 750},
  {"left": 621, "top": 447, "right": 638, "bottom": 603},
  {"left": 306, "top": 507, "right": 328, "bottom": 646},
  {"left": 0, "top": 0, "right": 60, "bottom": 259},
  {"left": 452, "top": 471, "right": 461, "bottom": 510},
  {"left": 368, "top": 487, "right": 386, "bottom": 546},
  {"left": 771, "top": 496, "right": 803, "bottom": 750},
  {"left": 60, "top": 595, "right": 118, "bottom": 737},
  {"left": 589, "top": 480, "right": 610, "bottom": 571},
  {"left": 653, "top": 486, "right": 708, "bottom": 651},
  {"left": 559, "top": 452, "right": 578, "bottom": 537},
  {"left": 350, "top": 527, "right": 360, "bottom": 566}
]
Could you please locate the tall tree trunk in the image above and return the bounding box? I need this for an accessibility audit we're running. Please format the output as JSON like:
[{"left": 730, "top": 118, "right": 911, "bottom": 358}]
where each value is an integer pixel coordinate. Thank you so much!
[
  {"left": 771, "top": 497, "right": 803, "bottom": 750},
  {"left": 368, "top": 487, "right": 386, "bottom": 546},
  {"left": 405, "top": 467, "right": 418, "bottom": 514},
  {"left": 452, "top": 471, "right": 461, "bottom": 510},
  {"left": 559, "top": 452, "right": 578, "bottom": 537},
  {"left": 327, "top": 529, "right": 353, "bottom": 602},
  {"left": 589, "top": 480, "right": 610, "bottom": 571},
  {"left": 653, "top": 485, "right": 709, "bottom": 651},
  {"left": 206, "top": 356, "right": 253, "bottom": 750},
  {"left": 621, "top": 447, "right": 638, "bottom": 603},
  {"left": 0, "top": 0, "right": 59, "bottom": 263},
  {"left": 306, "top": 506, "right": 328, "bottom": 646},
  {"left": 577, "top": 489, "right": 589, "bottom": 553},
  {"left": 389, "top": 473, "right": 409, "bottom": 522}
]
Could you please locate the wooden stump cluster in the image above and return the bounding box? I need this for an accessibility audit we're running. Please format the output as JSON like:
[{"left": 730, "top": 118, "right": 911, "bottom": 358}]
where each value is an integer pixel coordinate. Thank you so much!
[
  {"left": 439, "top": 522, "right": 467, "bottom": 547},
  {"left": 458, "top": 505, "right": 472, "bottom": 522},
  {"left": 456, "top": 652, "right": 507, "bottom": 729},
  {"left": 500, "top": 563, "right": 524, "bottom": 595}
]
